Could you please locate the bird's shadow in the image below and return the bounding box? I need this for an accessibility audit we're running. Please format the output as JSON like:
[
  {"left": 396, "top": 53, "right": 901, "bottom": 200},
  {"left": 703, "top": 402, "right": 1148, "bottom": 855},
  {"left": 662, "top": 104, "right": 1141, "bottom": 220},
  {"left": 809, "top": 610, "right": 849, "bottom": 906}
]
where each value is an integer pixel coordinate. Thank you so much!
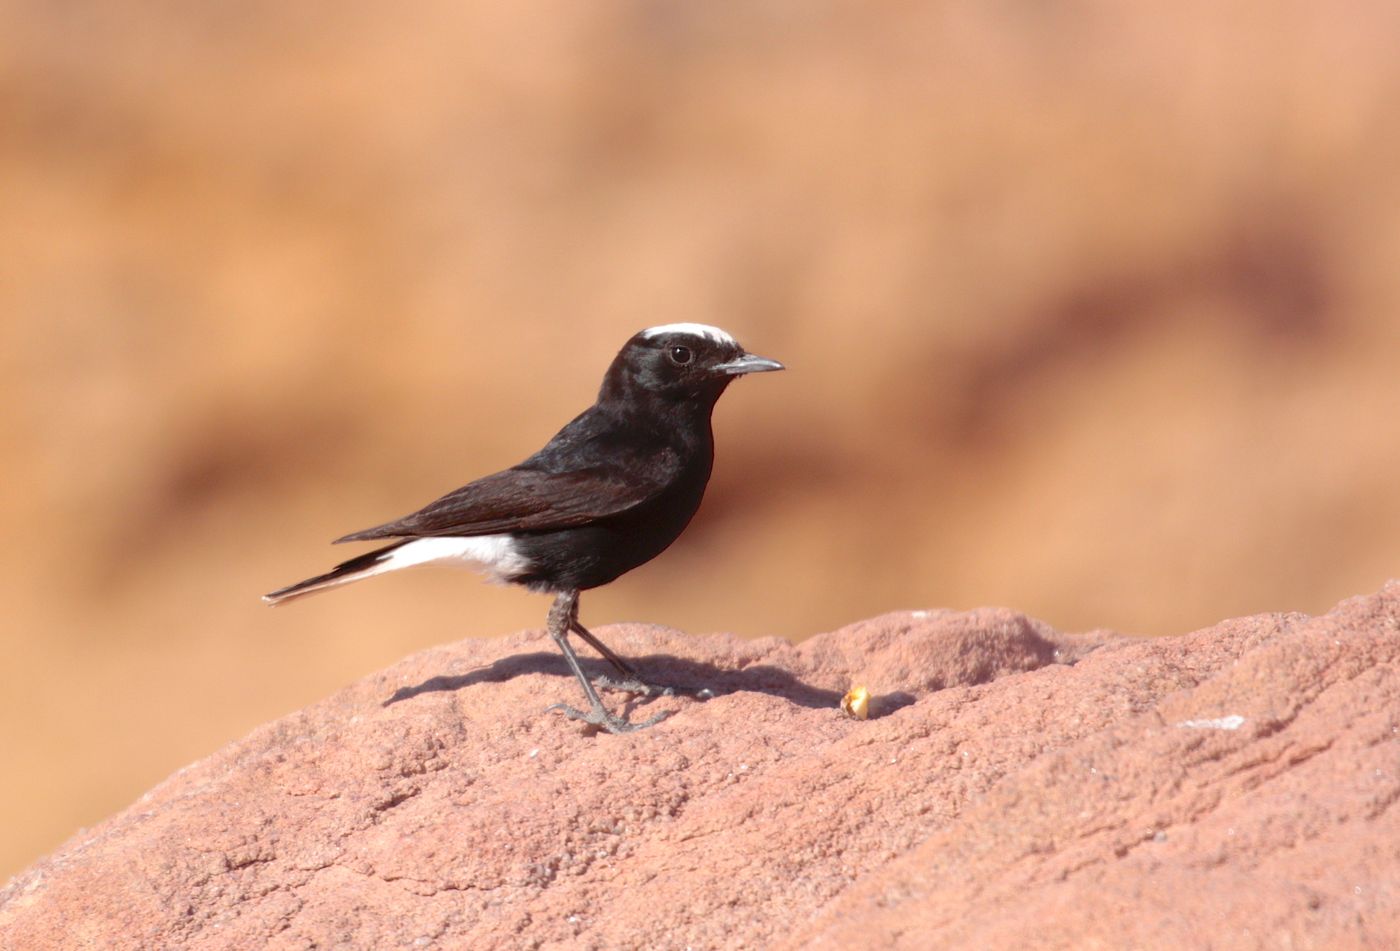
[{"left": 382, "top": 651, "right": 916, "bottom": 716}]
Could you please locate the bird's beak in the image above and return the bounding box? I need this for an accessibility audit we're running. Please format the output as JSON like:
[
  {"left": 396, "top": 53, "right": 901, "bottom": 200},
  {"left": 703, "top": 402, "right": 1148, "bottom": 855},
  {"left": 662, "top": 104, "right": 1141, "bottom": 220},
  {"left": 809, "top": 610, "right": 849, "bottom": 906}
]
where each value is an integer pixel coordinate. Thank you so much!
[{"left": 714, "top": 352, "right": 785, "bottom": 376}]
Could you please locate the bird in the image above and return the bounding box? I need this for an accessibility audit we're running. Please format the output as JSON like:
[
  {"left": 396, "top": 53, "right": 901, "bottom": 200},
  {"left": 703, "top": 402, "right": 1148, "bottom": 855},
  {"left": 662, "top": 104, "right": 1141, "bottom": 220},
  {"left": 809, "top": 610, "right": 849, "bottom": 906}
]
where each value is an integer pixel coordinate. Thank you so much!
[{"left": 263, "top": 323, "right": 784, "bottom": 733}]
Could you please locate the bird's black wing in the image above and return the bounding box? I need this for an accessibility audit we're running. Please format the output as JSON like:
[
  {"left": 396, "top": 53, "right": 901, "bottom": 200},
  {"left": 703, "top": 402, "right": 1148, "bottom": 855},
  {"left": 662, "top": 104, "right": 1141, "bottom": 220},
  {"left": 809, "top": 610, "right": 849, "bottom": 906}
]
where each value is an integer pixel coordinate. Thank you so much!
[{"left": 334, "top": 445, "right": 682, "bottom": 542}]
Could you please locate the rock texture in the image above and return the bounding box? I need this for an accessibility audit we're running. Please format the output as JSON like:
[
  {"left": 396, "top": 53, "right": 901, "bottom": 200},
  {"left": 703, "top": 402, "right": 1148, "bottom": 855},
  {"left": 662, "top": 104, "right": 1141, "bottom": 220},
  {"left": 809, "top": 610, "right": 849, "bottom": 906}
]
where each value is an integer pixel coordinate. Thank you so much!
[{"left": 4, "top": 585, "right": 1399, "bottom": 949}]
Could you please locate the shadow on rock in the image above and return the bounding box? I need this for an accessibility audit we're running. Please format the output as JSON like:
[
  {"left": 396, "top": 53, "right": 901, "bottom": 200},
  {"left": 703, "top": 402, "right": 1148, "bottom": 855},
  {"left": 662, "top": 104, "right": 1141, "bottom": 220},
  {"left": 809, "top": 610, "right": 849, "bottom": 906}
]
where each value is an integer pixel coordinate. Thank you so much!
[{"left": 383, "top": 652, "right": 916, "bottom": 716}]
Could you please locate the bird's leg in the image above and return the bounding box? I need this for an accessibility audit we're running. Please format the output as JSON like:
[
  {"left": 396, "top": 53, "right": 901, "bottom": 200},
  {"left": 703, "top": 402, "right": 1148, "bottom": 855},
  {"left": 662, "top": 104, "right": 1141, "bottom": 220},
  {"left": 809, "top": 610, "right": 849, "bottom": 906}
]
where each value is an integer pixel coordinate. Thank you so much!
[
  {"left": 563, "top": 597, "right": 711, "bottom": 699},
  {"left": 544, "top": 590, "right": 669, "bottom": 734},
  {"left": 568, "top": 618, "right": 649, "bottom": 687},
  {"left": 573, "top": 624, "right": 665, "bottom": 696},
  {"left": 558, "top": 594, "right": 639, "bottom": 681},
  {"left": 568, "top": 611, "right": 713, "bottom": 701}
]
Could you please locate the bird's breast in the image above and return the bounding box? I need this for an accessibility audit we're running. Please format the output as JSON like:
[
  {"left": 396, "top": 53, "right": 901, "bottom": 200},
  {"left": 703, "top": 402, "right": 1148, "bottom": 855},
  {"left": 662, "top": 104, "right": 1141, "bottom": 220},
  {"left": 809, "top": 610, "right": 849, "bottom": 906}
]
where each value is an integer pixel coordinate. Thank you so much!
[{"left": 509, "top": 457, "right": 713, "bottom": 592}]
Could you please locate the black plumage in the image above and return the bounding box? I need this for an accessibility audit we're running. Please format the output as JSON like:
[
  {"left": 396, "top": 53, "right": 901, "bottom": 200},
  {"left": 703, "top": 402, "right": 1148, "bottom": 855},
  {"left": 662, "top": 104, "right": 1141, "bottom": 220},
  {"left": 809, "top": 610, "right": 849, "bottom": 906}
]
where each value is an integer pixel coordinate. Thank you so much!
[{"left": 264, "top": 324, "right": 782, "bottom": 732}]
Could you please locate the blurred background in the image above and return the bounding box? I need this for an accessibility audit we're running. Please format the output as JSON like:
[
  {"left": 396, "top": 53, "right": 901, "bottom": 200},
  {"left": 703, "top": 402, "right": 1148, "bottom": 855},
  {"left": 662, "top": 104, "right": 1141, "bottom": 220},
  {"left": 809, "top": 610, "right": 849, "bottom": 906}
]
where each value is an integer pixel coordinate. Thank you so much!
[{"left": 4, "top": 0, "right": 1399, "bottom": 880}]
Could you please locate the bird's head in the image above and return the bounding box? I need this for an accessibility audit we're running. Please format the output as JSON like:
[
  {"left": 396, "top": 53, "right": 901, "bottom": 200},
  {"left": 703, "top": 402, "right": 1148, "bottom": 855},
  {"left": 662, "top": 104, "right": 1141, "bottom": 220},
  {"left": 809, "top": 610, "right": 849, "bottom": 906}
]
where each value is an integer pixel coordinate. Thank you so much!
[{"left": 600, "top": 324, "right": 784, "bottom": 409}]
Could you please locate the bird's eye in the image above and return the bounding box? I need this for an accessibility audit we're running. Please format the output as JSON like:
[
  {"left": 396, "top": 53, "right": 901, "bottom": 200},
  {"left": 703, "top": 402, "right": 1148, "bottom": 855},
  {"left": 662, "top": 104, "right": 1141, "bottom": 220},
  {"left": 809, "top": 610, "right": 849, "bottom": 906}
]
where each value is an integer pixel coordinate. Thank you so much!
[{"left": 669, "top": 345, "right": 694, "bottom": 365}]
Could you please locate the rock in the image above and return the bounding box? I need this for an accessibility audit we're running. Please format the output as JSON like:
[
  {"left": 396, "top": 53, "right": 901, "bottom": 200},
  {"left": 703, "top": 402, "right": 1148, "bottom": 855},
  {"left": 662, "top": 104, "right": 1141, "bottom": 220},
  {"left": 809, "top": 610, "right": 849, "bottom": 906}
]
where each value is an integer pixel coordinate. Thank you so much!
[{"left": 2, "top": 587, "right": 1397, "bottom": 949}]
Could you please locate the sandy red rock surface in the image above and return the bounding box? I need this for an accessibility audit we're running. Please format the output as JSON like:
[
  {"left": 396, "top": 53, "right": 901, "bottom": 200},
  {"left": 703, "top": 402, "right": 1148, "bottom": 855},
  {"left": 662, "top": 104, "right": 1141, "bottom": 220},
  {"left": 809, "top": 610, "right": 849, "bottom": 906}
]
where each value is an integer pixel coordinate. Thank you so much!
[{"left": 4, "top": 584, "right": 1397, "bottom": 949}]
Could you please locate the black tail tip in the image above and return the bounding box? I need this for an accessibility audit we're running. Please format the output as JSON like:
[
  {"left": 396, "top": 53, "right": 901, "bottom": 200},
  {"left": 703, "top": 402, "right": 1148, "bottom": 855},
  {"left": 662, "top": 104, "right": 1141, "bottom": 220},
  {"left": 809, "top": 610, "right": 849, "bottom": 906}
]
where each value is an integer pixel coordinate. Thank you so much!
[{"left": 262, "top": 585, "right": 307, "bottom": 605}]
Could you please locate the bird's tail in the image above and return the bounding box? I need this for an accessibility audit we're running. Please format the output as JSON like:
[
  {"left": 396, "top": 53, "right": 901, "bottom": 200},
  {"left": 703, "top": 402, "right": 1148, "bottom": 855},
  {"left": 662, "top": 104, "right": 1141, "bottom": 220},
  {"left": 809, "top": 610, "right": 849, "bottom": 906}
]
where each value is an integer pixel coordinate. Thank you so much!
[{"left": 262, "top": 542, "right": 406, "bottom": 606}]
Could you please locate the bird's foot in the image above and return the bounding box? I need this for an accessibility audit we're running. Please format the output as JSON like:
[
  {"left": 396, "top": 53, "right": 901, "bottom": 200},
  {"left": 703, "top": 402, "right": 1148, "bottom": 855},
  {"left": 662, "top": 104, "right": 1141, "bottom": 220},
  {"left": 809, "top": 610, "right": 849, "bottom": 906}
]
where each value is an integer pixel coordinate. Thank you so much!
[
  {"left": 593, "top": 675, "right": 715, "bottom": 700},
  {"left": 546, "top": 702, "right": 671, "bottom": 734},
  {"left": 593, "top": 675, "right": 672, "bottom": 697}
]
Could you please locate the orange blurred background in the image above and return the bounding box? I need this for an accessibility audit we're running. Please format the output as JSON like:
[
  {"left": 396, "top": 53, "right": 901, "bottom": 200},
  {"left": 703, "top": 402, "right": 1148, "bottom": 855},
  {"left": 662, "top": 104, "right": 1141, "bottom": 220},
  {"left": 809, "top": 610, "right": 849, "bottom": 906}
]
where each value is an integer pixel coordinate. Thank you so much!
[{"left": 4, "top": 1, "right": 1399, "bottom": 880}]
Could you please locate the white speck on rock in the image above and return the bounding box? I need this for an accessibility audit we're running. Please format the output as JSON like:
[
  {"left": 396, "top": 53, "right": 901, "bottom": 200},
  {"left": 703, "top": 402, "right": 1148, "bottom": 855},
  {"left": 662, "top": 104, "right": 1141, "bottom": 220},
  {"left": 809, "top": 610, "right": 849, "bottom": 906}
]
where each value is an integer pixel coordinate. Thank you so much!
[{"left": 1176, "top": 715, "right": 1246, "bottom": 731}]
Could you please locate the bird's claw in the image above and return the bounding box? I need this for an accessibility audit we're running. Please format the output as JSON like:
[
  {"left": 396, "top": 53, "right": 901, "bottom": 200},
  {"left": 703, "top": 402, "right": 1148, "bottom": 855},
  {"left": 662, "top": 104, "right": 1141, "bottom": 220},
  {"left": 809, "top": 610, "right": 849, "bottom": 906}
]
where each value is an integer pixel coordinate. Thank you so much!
[
  {"left": 593, "top": 676, "right": 715, "bottom": 700},
  {"left": 593, "top": 675, "right": 672, "bottom": 697},
  {"left": 546, "top": 702, "right": 671, "bottom": 734}
]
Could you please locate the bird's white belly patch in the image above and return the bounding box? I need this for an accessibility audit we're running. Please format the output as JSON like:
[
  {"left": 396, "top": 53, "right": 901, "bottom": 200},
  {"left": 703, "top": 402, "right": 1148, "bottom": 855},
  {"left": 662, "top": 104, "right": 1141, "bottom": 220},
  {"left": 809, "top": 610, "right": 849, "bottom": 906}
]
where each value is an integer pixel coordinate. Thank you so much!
[{"left": 382, "top": 535, "right": 531, "bottom": 582}]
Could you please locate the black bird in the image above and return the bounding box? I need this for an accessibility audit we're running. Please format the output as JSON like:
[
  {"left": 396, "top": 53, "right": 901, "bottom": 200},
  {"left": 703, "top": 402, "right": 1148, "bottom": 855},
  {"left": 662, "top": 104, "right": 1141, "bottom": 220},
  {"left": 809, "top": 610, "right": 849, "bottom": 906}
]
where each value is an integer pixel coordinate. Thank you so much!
[{"left": 264, "top": 324, "right": 784, "bottom": 733}]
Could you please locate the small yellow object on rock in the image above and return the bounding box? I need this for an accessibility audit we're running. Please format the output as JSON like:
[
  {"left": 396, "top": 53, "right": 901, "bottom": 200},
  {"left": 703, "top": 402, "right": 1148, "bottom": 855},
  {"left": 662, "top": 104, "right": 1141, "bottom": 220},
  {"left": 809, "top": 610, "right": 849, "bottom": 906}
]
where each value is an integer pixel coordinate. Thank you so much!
[{"left": 840, "top": 685, "right": 871, "bottom": 720}]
